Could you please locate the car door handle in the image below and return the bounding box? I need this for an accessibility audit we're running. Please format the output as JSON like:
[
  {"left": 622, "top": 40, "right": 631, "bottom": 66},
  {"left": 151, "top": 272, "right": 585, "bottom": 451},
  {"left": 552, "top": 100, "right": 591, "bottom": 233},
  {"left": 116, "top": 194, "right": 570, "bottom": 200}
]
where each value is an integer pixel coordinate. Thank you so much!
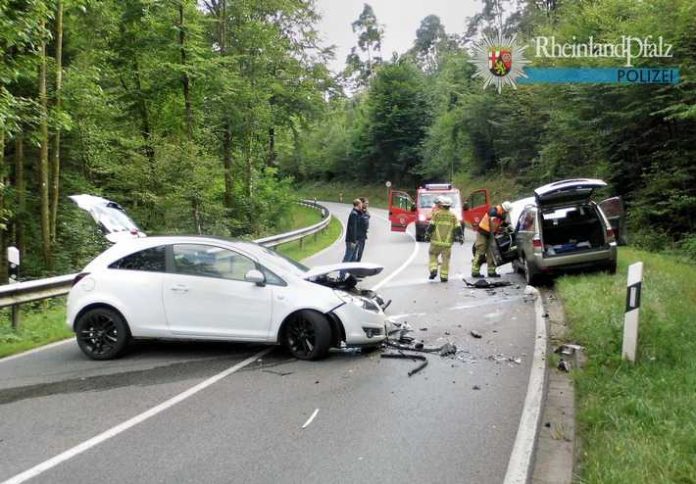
[{"left": 170, "top": 284, "right": 189, "bottom": 294}]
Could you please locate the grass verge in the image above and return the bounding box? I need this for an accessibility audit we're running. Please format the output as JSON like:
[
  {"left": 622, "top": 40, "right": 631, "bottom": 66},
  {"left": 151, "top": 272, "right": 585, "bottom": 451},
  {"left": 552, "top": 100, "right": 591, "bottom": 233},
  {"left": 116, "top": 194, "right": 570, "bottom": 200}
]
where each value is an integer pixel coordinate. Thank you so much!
[
  {"left": 0, "top": 301, "right": 71, "bottom": 359},
  {"left": 296, "top": 181, "right": 391, "bottom": 208},
  {"left": 278, "top": 215, "right": 342, "bottom": 261},
  {"left": 555, "top": 247, "right": 696, "bottom": 483},
  {"left": 0, "top": 212, "right": 343, "bottom": 360}
]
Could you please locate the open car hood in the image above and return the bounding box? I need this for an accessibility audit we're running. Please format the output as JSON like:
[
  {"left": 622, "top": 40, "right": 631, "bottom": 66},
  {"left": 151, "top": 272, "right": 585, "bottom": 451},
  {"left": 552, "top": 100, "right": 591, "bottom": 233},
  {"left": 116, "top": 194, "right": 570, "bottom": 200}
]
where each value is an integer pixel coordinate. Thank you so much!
[
  {"left": 69, "top": 194, "right": 146, "bottom": 243},
  {"left": 534, "top": 179, "right": 607, "bottom": 207},
  {"left": 302, "top": 262, "right": 383, "bottom": 280}
]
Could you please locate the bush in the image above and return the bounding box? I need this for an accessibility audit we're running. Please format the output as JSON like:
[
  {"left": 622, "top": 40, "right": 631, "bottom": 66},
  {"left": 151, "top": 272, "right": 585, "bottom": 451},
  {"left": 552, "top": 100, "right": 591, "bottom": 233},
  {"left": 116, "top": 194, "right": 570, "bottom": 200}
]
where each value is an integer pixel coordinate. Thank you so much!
[{"left": 678, "top": 233, "right": 696, "bottom": 261}]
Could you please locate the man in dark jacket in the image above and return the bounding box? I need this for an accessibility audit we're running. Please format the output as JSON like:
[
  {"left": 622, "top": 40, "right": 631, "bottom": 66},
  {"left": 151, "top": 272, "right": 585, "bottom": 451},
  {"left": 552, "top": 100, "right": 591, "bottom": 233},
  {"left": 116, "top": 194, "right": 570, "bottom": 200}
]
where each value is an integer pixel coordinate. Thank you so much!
[
  {"left": 355, "top": 197, "right": 370, "bottom": 261},
  {"left": 343, "top": 199, "right": 363, "bottom": 263}
]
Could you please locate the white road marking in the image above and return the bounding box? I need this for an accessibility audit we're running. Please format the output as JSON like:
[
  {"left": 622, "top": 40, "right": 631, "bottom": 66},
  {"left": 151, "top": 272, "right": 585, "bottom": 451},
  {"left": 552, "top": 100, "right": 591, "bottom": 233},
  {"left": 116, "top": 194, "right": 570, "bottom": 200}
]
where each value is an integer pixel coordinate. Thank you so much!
[
  {"left": 301, "top": 408, "right": 320, "bottom": 429},
  {"left": 2, "top": 347, "right": 273, "bottom": 484},
  {"left": 503, "top": 287, "right": 548, "bottom": 484},
  {"left": 373, "top": 231, "right": 418, "bottom": 291},
  {"left": 0, "top": 338, "right": 73, "bottom": 364}
]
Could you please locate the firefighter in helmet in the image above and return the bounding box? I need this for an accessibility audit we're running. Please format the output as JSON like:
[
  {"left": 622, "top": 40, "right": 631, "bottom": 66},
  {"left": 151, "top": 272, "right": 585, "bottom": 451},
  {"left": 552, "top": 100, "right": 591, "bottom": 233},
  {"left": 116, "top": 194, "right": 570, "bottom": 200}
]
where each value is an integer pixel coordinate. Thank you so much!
[
  {"left": 425, "top": 196, "right": 463, "bottom": 282},
  {"left": 472, "top": 200, "right": 512, "bottom": 278}
]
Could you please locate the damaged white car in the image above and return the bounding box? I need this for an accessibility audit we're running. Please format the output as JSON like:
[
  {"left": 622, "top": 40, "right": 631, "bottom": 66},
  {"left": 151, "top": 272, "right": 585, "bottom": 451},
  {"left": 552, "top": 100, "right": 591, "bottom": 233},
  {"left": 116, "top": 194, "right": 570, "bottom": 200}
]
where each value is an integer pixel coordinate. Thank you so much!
[{"left": 67, "top": 195, "right": 389, "bottom": 360}]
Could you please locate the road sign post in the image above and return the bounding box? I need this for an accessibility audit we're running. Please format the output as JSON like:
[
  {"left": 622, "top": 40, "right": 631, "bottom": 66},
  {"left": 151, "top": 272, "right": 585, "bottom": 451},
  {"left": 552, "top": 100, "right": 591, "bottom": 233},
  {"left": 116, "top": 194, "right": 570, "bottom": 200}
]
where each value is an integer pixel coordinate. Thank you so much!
[
  {"left": 622, "top": 261, "right": 643, "bottom": 363},
  {"left": 7, "top": 246, "right": 21, "bottom": 329}
]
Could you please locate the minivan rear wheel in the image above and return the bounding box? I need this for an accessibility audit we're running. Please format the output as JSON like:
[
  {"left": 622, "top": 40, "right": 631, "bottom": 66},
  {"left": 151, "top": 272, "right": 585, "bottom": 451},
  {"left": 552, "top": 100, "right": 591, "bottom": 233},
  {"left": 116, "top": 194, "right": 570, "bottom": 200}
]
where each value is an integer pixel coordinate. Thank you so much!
[{"left": 523, "top": 257, "right": 541, "bottom": 286}]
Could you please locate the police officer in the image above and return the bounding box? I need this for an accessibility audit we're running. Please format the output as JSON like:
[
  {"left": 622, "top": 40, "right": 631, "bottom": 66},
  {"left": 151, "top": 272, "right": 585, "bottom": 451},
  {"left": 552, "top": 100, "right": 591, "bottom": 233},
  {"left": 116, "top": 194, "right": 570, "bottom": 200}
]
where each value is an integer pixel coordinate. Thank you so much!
[
  {"left": 425, "top": 196, "right": 463, "bottom": 283},
  {"left": 472, "top": 201, "right": 512, "bottom": 278}
]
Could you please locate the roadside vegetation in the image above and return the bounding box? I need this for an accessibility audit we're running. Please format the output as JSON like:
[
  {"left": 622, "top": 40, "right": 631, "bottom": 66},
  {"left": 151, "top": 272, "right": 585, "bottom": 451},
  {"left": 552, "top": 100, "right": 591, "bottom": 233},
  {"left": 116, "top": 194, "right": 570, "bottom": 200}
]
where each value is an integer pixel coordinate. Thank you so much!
[
  {"left": 0, "top": 206, "right": 340, "bottom": 359},
  {"left": 555, "top": 248, "right": 696, "bottom": 482}
]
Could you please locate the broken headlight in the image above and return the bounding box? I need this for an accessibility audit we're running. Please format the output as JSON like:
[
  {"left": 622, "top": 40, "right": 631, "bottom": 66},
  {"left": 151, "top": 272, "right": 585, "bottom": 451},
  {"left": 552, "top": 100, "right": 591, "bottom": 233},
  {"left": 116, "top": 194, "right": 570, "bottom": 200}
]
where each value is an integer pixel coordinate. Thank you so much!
[{"left": 334, "top": 290, "right": 381, "bottom": 313}]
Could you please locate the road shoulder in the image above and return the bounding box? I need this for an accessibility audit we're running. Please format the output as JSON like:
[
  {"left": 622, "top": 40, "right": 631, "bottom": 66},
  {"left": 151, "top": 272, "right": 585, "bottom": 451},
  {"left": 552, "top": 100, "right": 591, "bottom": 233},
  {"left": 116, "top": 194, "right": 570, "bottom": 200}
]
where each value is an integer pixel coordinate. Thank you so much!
[{"left": 531, "top": 289, "right": 576, "bottom": 484}]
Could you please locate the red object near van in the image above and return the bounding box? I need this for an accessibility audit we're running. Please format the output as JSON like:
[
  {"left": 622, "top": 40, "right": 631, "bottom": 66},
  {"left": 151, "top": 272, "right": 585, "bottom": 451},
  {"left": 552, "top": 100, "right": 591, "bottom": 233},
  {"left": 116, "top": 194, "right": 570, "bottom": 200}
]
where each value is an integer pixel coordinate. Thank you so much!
[{"left": 388, "top": 184, "right": 491, "bottom": 241}]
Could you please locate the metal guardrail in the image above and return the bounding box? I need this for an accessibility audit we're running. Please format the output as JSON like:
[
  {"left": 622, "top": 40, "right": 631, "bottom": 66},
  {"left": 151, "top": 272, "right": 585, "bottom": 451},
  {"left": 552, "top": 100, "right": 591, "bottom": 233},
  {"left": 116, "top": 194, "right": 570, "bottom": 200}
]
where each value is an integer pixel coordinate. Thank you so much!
[{"left": 0, "top": 200, "right": 331, "bottom": 310}]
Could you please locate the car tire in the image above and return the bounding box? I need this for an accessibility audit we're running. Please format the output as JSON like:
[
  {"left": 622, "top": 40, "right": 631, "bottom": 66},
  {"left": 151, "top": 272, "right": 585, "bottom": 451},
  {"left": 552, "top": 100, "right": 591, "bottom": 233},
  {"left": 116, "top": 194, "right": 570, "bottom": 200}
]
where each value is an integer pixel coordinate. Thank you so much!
[
  {"left": 523, "top": 257, "right": 541, "bottom": 286},
  {"left": 74, "top": 307, "right": 130, "bottom": 360},
  {"left": 415, "top": 227, "right": 425, "bottom": 242},
  {"left": 283, "top": 310, "right": 332, "bottom": 360},
  {"left": 606, "top": 261, "right": 617, "bottom": 275}
]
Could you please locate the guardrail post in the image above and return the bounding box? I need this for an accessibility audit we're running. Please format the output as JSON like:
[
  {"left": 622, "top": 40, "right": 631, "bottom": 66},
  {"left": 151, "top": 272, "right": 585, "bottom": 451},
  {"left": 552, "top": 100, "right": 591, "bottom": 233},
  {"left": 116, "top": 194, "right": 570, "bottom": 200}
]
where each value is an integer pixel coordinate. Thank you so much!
[
  {"left": 622, "top": 262, "right": 643, "bottom": 363},
  {"left": 7, "top": 246, "right": 21, "bottom": 330}
]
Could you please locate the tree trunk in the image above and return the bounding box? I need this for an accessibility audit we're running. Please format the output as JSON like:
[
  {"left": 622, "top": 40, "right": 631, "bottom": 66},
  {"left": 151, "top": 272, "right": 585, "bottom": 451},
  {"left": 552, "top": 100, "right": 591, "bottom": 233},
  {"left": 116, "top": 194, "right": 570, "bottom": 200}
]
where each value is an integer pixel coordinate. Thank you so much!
[
  {"left": 50, "top": 0, "right": 64, "bottom": 243},
  {"left": 222, "top": 120, "right": 233, "bottom": 209},
  {"left": 15, "top": 135, "right": 26, "bottom": 256},
  {"left": 0, "top": 131, "right": 7, "bottom": 281},
  {"left": 219, "top": 0, "right": 233, "bottom": 211},
  {"left": 268, "top": 127, "right": 276, "bottom": 167},
  {"left": 178, "top": 1, "right": 194, "bottom": 139},
  {"left": 39, "top": 34, "right": 51, "bottom": 266}
]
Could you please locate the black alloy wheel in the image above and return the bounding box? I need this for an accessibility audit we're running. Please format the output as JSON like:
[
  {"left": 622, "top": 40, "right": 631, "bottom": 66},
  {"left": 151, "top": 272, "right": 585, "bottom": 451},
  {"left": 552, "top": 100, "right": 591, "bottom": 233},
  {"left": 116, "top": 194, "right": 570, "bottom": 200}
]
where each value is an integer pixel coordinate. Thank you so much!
[
  {"left": 75, "top": 307, "right": 130, "bottom": 360},
  {"left": 284, "top": 310, "right": 331, "bottom": 360}
]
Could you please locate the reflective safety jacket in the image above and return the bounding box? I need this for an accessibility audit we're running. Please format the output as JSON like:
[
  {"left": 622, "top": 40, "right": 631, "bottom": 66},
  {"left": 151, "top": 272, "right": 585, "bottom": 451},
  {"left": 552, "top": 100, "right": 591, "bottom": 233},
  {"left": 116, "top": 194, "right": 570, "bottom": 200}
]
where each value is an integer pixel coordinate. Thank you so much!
[
  {"left": 478, "top": 205, "right": 507, "bottom": 234},
  {"left": 427, "top": 209, "right": 462, "bottom": 247}
]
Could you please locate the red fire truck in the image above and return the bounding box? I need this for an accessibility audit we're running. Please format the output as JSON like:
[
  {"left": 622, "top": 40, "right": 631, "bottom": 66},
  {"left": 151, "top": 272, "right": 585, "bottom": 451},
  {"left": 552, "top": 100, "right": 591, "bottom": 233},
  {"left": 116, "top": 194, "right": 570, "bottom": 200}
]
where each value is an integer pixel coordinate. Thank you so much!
[{"left": 388, "top": 184, "right": 492, "bottom": 241}]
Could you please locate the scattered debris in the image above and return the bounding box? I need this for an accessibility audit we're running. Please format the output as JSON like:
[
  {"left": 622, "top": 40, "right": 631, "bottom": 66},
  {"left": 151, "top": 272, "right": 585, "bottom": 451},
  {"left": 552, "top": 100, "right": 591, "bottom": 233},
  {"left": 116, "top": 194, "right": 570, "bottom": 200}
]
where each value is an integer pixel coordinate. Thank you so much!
[
  {"left": 302, "top": 408, "right": 320, "bottom": 429},
  {"left": 470, "top": 330, "right": 483, "bottom": 339},
  {"left": 463, "top": 278, "right": 512, "bottom": 289},
  {"left": 545, "top": 422, "right": 551, "bottom": 428},
  {"left": 444, "top": 331, "right": 451, "bottom": 336},
  {"left": 487, "top": 353, "right": 524, "bottom": 365},
  {"left": 439, "top": 342, "right": 457, "bottom": 357},
  {"left": 381, "top": 351, "right": 429, "bottom": 376},
  {"left": 419, "top": 327, "right": 428, "bottom": 331},
  {"left": 414, "top": 342, "right": 424, "bottom": 350},
  {"left": 262, "top": 369, "right": 294, "bottom": 377},
  {"left": 555, "top": 343, "right": 586, "bottom": 370},
  {"left": 473, "top": 385, "right": 481, "bottom": 390}
]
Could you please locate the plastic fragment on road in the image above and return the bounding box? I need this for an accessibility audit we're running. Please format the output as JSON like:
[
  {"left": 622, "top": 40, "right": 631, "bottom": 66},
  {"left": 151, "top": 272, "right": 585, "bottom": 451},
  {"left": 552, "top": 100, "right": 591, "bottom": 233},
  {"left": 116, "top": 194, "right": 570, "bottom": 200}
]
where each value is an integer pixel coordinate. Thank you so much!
[
  {"left": 463, "top": 278, "right": 513, "bottom": 289},
  {"left": 470, "top": 330, "right": 483, "bottom": 339},
  {"left": 439, "top": 342, "right": 457, "bottom": 357},
  {"left": 381, "top": 351, "right": 429, "bottom": 377}
]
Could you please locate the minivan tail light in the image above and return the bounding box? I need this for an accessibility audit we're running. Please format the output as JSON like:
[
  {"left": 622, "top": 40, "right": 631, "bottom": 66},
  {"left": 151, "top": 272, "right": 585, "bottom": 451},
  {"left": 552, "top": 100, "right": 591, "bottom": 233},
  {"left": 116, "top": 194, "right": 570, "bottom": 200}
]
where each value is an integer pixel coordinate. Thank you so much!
[
  {"left": 72, "top": 272, "right": 90, "bottom": 286},
  {"left": 532, "top": 237, "right": 543, "bottom": 249},
  {"left": 606, "top": 228, "right": 616, "bottom": 243}
]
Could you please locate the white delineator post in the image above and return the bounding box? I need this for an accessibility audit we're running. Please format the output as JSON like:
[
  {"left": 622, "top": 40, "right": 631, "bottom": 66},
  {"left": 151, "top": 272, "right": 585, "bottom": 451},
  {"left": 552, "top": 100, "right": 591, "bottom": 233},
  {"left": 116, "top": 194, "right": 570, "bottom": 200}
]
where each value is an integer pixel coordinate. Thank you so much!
[{"left": 622, "top": 262, "right": 643, "bottom": 363}]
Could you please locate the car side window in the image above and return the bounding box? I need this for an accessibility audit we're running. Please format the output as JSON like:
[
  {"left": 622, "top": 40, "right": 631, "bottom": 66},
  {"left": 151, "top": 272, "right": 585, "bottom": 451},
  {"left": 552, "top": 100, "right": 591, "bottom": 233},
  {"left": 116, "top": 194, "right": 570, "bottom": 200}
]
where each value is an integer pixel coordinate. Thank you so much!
[
  {"left": 518, "top": 209, "right": 536, "bottom": 232},
  {"left": 172, "top": 244, "right": 259, "bottom": 282},
  {"left": 109, "top": 246, "right": 166, "bottom": 272}
]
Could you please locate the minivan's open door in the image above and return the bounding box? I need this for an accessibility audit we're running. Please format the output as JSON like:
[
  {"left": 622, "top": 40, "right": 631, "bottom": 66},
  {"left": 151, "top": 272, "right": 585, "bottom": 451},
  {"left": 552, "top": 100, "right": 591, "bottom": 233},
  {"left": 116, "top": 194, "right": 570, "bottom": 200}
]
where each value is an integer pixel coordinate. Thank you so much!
[
  {"left": 599, "top": 196, "right": 626, "bottom": 245},
  {"left": 464, "top": 189, "right": 490, "bottom": 230},
  {"left": 388, "top": 189, "right": 416, "bottom": 232}
]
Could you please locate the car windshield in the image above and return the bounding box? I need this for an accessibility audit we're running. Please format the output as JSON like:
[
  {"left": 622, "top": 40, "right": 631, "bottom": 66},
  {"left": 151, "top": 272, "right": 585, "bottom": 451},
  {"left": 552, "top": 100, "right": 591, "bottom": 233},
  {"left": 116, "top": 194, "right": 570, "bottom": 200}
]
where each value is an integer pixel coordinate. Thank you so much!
[{"left": 419, "top": 193, "right": 461, "bottom": 209}]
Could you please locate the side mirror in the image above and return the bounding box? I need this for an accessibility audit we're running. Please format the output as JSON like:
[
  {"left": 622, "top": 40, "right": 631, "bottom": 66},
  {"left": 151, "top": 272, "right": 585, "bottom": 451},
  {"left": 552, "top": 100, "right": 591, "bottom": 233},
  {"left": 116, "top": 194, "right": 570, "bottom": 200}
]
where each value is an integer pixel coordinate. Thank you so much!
[
  {"left": 463, "top": 202, "right": 469, "bottom": 211},
  {"left": 245, "top": 269, "right": 266, "bottom": 286}
]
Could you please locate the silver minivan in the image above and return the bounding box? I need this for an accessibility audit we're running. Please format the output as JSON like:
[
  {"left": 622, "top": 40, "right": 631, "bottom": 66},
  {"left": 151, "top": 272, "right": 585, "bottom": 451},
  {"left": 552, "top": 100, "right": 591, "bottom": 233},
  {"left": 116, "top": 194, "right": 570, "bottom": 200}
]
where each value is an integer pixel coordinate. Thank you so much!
[{"left": 497, "top": 179, "right": 620, "bottom": 285}]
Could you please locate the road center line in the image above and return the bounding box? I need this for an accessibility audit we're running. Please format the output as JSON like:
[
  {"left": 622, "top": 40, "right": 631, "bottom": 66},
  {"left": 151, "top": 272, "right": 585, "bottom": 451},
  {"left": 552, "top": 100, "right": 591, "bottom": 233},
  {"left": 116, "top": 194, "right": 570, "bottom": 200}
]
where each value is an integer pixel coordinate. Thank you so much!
[
  {"left": 302, "top": 408, "right": 320, "bottom": 429},
  {"left": 373, "top": 229, "right": 418, "bottom": 291},
  {"left": 2, "top": 347, "right": 272, "bottom": 484}
]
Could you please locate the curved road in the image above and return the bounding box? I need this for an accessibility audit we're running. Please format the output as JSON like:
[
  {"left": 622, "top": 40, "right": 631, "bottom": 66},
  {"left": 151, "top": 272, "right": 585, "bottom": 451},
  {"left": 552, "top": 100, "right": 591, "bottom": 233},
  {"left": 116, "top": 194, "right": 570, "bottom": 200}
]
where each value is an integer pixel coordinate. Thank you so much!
[{"left": 0, "top": 203, "right": 536, "bottom": 484}]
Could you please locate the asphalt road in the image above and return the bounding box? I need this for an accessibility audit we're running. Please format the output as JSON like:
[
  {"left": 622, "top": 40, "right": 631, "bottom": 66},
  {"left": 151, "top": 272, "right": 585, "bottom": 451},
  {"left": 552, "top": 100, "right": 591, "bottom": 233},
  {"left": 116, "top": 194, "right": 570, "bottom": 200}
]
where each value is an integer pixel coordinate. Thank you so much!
[{"left": 0, "top": 202, "right": 536, "bottom": 484}]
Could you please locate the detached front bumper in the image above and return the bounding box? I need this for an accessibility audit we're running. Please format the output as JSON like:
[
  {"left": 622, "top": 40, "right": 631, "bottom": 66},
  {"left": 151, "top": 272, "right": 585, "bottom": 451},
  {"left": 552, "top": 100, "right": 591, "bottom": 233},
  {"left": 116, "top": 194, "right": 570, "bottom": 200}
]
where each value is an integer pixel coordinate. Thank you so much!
[{"left": 331, "top": 302, "right": 387, "bottom": 345}]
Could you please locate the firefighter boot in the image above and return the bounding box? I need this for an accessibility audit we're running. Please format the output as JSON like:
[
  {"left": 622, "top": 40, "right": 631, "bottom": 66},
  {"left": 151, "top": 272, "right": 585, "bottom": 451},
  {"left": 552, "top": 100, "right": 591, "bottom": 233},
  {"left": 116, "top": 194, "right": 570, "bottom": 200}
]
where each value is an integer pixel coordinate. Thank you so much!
[{"left": 429, "top": 270, "right": 437, "bottom": 280}]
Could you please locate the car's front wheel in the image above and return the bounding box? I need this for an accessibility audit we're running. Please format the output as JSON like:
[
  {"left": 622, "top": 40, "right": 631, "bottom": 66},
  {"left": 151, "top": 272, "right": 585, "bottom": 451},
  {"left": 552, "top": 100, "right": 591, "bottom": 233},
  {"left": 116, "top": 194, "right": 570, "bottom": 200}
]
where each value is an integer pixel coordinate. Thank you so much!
[
  {"left": 283, "top": 310, "right": 332, "bottom": 360},
  {"left": 75, "top": 307, "right": 130, "bottom": 360}
]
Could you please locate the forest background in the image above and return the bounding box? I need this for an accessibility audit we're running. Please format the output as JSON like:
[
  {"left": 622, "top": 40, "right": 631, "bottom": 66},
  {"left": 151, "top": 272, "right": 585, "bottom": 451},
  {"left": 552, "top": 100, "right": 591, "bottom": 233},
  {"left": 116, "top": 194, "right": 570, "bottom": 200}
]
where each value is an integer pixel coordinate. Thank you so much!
[{"left": 0, "top": 0, "right": 694, "bottom": 279}]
